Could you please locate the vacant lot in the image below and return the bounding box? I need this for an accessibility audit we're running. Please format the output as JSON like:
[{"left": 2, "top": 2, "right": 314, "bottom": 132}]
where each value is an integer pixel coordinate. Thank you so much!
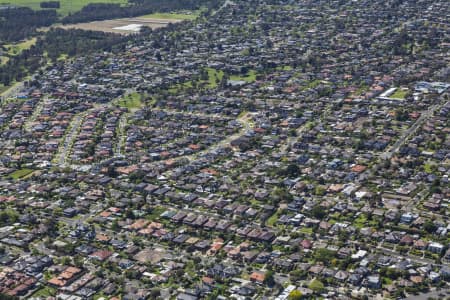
[
  {"left": 57, "top": 16, "right": 183, "bottom": 34},
  {"left": 1, "top": 0, "right": 128, "bottom": 15}
]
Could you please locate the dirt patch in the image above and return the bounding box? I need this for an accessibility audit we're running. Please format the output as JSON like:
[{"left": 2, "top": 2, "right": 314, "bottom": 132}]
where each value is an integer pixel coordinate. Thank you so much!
[{"left": 57, "top": 17, "right": 183, "bottom": 34}]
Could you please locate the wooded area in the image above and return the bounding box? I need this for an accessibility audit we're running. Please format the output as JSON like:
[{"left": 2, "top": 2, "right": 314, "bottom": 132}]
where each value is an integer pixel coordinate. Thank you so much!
[
  {"left": 0, "top": 7, "right": 57, "bottom": 42},
  {"left": 0, "top": 29, "right": 130, "bottom": 86}
]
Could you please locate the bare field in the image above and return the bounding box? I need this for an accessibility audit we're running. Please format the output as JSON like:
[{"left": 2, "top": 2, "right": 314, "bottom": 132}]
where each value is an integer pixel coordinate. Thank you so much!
[{"left": 57, "top": 17, "right": 183, "bottom": 34}]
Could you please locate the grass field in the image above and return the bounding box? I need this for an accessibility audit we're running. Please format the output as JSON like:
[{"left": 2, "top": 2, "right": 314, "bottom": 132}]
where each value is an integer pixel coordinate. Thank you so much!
[
  {"left": 205, "top": 67, "right": 224, "bottom": 88},
  {"left": 308, "top": 278, "right": 325, "bottom": 292},
  {"left": 2, "top": 0, "right": 128, "bottom": 16},
  {"left": 9, "top": 168, "right": 34, "bottom": 179},
  {"left": 116, "top": 92, "right": 142, "bottom": 109},
  {"left": 0, "top": 56, "right": 9, "bottom": 65},
  {"left": 146, "top": 206, "right": 166, "bottom": 221},
  {"left": 4, "top": 37, "right": 37, "bottom": 55},
  {"left": 390, "top": 88, "right": 408, "bottom": 99},
  {"left": 92, "top": 292, "right": 111, "bottom": 300},
  {"left": 58, "top": 53, "right": 69, "bottom": 61},
  {"left": 2, "top": 1, "right": 202, "bottom": 17},
  {"left": 266, "top": 210, "right": 280, "bottom": 226},
  {"left": 167, "top": 68, "right": 256, "bottom": 94},
  {"left": 29, "top": 286, "right": 57, "bottom": 298},
  {"left": 423, "top": 163, "right": 435, "bottom": 174},
  {"left": 303, "top": 79, "right": 322, "bottom": 90},
  {"left": 168, "top": 81, "right": 193, "bottom": 94},
  {"left": 0, "top": 84, "right": 10, "bottom": 94},
  {"left": 299, "top": 227, "right": 313, "bottom": 235},
  {"left": 0, "top": 81, "right": 20, "bottom": 97},
  {"left": 276, "top": 65, "right": 293, "bottom": 71},
  {"left": 168, "top": 67, "right": 222, "bottom": 93},
  {"left": 141, "top": 11, "right": 200, "bottom": 21},
  {"left": 353, "top": 213, "right": 368, "bottom": 229},
  {"left": 230, "top": 70, "right": 257, "bottom": 83}
]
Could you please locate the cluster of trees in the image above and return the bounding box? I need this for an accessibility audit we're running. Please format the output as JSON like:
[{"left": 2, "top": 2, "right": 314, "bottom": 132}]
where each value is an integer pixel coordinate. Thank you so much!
[
  {"left": 0, "top": 28, "right": 130, "bottom": 86},
  {"left": 0, "top": 209, "right": 19, "bottom": 226},
  {"left": 278, "top": 163, "right": 300, "bottom": 178},
  {"left": 0, "top": 294, "right": 19, "bottom": 300},
  {"left": 0, "top": 7, "right": 57, "bottom": 43},
  {"left": 40, "top": 1, "right": 60, "bottom": 9},
  {"left": 43, "top": 28, "right": 129, "bottom": 60},
  {"left": 62, "top": 0, "right": 220, "bottom": 24},
  {"left": 395, "top": 108, "right": 410, "bottom": 121},
  {"left": 391, "top": 26, "right": 443, "bottom": 56},
  {"left": 0, "top": 49, "right": 40, "bottom": 86}
]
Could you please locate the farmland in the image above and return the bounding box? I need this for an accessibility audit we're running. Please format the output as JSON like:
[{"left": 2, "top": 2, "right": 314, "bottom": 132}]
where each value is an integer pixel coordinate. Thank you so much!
[{"left": 1, "top": 0, "right": 128, "bottom": 16}]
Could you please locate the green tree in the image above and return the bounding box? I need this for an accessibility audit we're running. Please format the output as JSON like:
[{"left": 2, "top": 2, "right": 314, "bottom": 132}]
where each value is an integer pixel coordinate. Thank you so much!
[
  {"left": 0, "top": 294, "right": 19, "bottom": 300},
  {"left": 308, "top": 278, "right": 325, "bottom": 292},
  {"left": 289, "top": 269, "right": 306, "bottom": 282},
  {"left": 288, "top": 290, "right": 303, "bottom": 300},
  {"left": 423, "top": 220, "right": 437, "bottom": 233},
  {"left": 264, "top": 270, "right": 275, "bottom": 286},
  {"left": 285, "top": 164, "right": 300, "bottom": 177},
  {"left": 311, "top": 205, "right": 326, "bottom": 219},
  {"left": 111, "top": 219, "right": 120, "bottom": 232},
  {"left": 0, "top": 209, "right": 18, "bottom": 225},
  {"left": 314, "top": 248, "right": 336, "bottom": 263},
  {"left": 395, "top": 109, "right": 409, "bottom": 121},
  {"left": 150, "top": 288, "right": 160, "bottom": 299}
]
